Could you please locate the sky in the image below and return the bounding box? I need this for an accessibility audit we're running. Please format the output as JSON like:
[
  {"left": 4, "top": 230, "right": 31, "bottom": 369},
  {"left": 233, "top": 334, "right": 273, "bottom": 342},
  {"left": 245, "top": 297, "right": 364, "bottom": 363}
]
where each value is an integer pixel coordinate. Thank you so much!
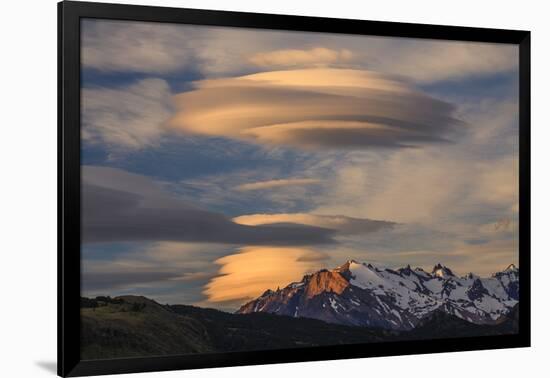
[{"left": 80, "top": 19, "right": 519, "bottom": 311}]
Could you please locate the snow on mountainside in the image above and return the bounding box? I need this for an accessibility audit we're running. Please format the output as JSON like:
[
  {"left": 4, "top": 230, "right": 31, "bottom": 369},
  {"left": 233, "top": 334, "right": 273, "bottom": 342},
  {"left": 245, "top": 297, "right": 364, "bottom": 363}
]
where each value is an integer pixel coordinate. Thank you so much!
[{"left": 237, "top": 260, "right": 519, "bottom": 331}]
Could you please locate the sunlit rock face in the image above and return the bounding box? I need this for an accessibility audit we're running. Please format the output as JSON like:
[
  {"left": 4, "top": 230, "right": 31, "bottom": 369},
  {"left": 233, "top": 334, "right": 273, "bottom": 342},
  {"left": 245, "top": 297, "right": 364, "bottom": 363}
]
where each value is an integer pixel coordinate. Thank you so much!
[{"left": 304, "top": 270, "right": 350, "bottom": 299}]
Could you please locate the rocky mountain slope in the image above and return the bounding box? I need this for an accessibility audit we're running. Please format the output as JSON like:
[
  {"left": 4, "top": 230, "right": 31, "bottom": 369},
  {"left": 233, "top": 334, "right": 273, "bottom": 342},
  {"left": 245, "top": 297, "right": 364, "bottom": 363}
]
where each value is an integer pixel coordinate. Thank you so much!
[{"left": 237, "top": 260, "right": 519, "bottom": 330}]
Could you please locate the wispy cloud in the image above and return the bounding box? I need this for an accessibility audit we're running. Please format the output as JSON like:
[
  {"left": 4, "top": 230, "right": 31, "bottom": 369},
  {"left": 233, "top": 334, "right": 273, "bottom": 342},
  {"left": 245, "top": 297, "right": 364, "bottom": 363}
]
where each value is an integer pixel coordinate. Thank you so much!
[
  {"left": 82, "top": 20, "right": 197, "bottom": 73},
  {"left": 249, "top": 47, "right": 353, "bottom": 68},
  {"left": 82, "top": 19, "right": 517, "bottom": 83},
  {"left": 234, "top": 178, "right": 320, "bottom": 191},
  {"left": 82, "top": 78, "right": 172, "bottom": 149},
  {"left": 233, "top": 213, "right": 395, "bottom": 235}
]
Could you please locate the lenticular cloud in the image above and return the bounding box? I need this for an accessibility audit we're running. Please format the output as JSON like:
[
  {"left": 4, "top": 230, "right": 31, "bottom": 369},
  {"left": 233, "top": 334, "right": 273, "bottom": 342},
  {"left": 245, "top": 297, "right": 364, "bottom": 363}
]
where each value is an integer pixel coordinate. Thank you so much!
[{"left": 168, "top": 68, "right": 463, "bottom": 150}]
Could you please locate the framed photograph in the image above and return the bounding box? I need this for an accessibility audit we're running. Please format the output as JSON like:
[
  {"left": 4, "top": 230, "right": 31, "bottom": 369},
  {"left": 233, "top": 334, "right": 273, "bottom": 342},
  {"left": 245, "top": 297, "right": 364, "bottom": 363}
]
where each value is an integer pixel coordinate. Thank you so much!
[{"left": 58, "top": 1, "right": 530, "bottom": 376}]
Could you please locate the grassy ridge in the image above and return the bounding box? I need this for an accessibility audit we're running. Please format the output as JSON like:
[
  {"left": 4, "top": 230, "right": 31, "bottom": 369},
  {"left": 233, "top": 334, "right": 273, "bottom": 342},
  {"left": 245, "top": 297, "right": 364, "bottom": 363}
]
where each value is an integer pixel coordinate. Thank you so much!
[{"left": 81, "top": 295, "right": 518, "bottom": 360}]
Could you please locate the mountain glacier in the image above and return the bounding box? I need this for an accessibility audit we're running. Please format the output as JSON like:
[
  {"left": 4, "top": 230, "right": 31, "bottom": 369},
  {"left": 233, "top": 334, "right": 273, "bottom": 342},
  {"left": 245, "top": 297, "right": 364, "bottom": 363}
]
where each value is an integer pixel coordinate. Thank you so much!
[{"left": 237, "top": 260, "right": 519, "bottom": 330}]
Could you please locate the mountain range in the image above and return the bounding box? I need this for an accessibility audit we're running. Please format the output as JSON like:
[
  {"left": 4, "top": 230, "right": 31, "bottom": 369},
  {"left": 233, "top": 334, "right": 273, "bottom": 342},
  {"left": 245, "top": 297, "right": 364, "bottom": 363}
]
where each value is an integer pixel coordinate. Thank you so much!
[{"left": 237, "top": 260, "right": 519, "bottom": 330}]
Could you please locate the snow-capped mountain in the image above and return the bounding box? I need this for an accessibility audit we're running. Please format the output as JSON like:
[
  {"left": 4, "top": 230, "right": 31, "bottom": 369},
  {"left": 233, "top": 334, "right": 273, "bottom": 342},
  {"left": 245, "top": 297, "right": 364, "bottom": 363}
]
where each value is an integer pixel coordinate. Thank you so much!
[{"left": 237, "top": 260, "right": 519, "bottom": 331}]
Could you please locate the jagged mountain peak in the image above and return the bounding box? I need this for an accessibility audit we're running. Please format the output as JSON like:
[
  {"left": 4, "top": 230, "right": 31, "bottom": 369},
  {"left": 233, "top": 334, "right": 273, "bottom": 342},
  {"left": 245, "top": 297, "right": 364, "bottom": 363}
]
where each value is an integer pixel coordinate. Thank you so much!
[
  {"left": 504, "top": 264, "right": 519, "bottom": 272},
  {"left": 398, "top": 264, "right": 414, "bottom": 276},
  {"left": 492, "top": 264, "right": 519, "bottom": 279},
  {"left": 335, "top": 259, "right": 359, "bottom": 272},
  {"left": 260, "top": 289, "right": 275, "bottom": 297},
  {"left": 431, "top": 263, "right": 455, "bottom": 278}
]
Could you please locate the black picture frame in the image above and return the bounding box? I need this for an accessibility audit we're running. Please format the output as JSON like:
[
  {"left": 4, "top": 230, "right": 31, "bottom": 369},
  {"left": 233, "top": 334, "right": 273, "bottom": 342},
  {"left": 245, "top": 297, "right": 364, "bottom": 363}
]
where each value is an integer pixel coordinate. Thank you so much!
[{"left": 58, "top": 1, "right": 531, "bottom": 376}]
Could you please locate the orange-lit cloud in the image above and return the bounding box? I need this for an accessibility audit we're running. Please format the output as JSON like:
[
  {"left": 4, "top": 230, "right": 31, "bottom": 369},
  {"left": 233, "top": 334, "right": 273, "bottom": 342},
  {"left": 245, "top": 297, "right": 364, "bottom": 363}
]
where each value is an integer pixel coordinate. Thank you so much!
[
  {"left": 234, "top": 178, "right": 320, "bottom": 191},
  {"left": 167, "top": 68, "right": 461, "bottom": 150},
  {"left": 203, "top": 246, "right": 328, "bottom": 303},
  {"left": 249, "top": 47, "right": 353, "bottom": 67},
  {"left": 233, "top": 213, "right": 395, "bottom": 235}
]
